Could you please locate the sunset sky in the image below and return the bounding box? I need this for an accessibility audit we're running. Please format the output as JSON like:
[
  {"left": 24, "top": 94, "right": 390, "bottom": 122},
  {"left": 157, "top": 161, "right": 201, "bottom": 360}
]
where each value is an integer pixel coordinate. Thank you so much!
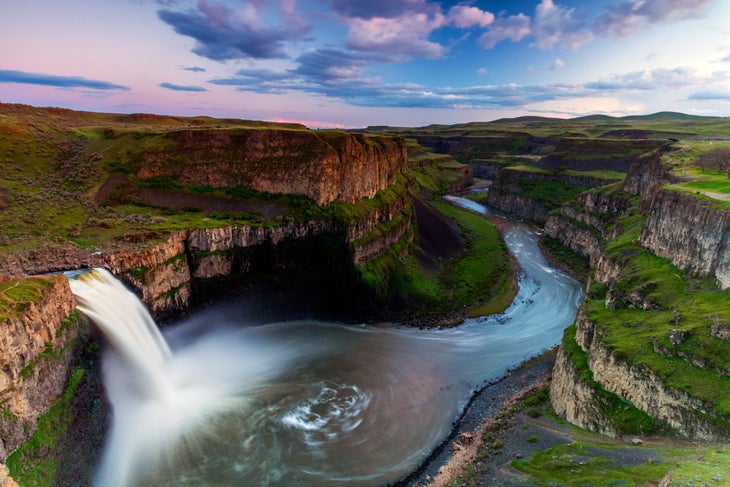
[{"left": 2, "top": 0, "right": 729, "bottom": 127}]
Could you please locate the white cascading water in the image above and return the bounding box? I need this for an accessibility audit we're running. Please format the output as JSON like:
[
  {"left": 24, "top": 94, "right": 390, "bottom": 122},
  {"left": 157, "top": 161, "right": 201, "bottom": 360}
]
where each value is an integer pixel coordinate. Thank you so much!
[
  {"left": 69, "top": 268, "right": 301, "bottom": 487},
  {"left": 70, "top": 269, "right": 173, "bottom": 398}
]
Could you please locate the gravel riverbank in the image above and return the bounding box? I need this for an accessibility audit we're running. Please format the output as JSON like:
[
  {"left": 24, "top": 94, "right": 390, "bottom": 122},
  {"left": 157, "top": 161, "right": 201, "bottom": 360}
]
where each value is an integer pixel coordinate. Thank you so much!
[{"left": 393, "top": 348, "right": 557, "bottom": 486}]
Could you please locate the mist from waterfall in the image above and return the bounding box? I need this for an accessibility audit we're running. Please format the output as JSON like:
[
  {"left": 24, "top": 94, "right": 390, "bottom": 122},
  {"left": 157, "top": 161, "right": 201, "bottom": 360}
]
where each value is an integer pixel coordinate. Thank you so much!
[
  {"left": 67, "top": 200, "right": 583, "bottom": 486},
  {"left": 69, "top": 269, "right": 308, "bottom": 487}
]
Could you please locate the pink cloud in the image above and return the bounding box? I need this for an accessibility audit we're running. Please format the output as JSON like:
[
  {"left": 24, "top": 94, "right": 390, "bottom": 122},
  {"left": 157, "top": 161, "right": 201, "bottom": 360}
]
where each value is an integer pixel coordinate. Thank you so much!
[
  {"left": 446, "top": 6, "right": 494, "bottom": 29},
  {"left": 346, "top": 13, "right": 447, "bottom": 59},
  {"left": 532, "top": 0, "right": 594, "bottom": 50},
  {"left": 478, "top": 13, "right": 531, "bottom": 49}
]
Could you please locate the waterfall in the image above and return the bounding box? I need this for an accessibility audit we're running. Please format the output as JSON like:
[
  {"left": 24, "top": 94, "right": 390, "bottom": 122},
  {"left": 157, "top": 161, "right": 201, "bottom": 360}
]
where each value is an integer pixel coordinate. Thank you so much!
[
  {"left": 67, "top": 267, "right": 302, "bottom": 487},
  {"left": 69, "top": 268, "right": 174, "bottom": 398}
]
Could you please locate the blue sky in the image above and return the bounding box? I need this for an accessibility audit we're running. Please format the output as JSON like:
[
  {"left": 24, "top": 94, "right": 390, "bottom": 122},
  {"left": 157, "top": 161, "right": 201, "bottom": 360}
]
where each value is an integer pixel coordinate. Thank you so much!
[{"left": 1, "top": 0, "right": 729, "bottom": 127}]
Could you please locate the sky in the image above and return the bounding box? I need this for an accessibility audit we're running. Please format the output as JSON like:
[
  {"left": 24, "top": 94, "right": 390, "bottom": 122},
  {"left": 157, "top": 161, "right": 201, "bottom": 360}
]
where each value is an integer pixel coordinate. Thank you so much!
[{"left": 1, "top": 0, "right": 730, "bottom": 128}]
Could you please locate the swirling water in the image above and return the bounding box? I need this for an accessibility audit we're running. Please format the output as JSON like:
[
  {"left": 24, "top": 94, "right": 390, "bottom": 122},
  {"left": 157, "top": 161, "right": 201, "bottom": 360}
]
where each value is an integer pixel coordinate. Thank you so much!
[{"left": 70, "top": 198, "right": 583, "bottom": 486}]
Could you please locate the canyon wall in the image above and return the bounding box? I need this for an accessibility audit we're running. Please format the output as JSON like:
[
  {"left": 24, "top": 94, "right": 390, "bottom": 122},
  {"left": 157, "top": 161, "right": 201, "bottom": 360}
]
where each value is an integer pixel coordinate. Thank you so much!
[
  {"left": 488, "top": 168, "right": 620, "bottom": 223},
  {"left": 550, "top": 338, "right": 621, "bottom": 438},
  {"left": 624, "top": 150, "right": 730, "bottom": 289},
  {"left": 547, "top": 150, "right": 730, "bottom": 440},
  {"left": 639, "top": 191, "right": 730, "bottom": 289},
  {"left": 0, "top": 275, "right": 88, "bottom": 460},
  {"left": 551, "top": 309, "right": 729, "bottom": 441},
  {"left": 131, "top": 129, "right": 408, "bottom": 205}
]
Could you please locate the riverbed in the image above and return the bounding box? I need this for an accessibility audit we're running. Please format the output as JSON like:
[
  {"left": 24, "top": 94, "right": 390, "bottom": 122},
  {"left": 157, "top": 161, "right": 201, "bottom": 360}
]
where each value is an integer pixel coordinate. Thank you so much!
[{"left": 90, "top": 197, "right": 584, "bottom": 486}]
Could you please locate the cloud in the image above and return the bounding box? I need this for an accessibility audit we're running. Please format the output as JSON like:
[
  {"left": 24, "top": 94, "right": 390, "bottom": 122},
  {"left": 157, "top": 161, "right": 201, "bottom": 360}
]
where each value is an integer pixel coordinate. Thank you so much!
[
  {"left": 334, "top": 2, "right": 495, "bottom": 60},
  {"left": 211, "top": 56, "right": 589, "bottom": 110},
  {"left": 0, "top": 69, "right": 130, "bottom": 90},
  {"left": 157, "top": 0, "right": 310, "bottom": 61},
  {"left": 477, "top": 13, "right": 531, "bottom": 49},
  {"left": 551, "top": 58, "right": 566, "bottom": 70},
  {"left": 446, "top": 5, "right": 494, "bottom": 29},
  {"left": 182, "top": 66, "right": 206, "bottom": 72},
  {"left": 209, "top": 49, "right": 375, "bottom": 95},
  {"left": 595, "top": 0, "right": 713, "bottom": 37},
  {"left": 208, "top": 66, "right": 300, "bottom": 94},
  {"left": 345, "top": 12, "right": 448, "bottom": 59},
  {"left": 532, "top": 0, "right": 593, "bottom": 50},
  {"left": 158, "top": 82, "right": 208, "bottom": 91},
  {"left": 586, "top": 67, "right": 725, "bottom": 91},
  {"left": 688, "top": 90, "right": 730, "bottom": 101},
  {"left": 327, "top": 0, "right": 429, "bottom": 19},
  {"left": 476, "top": 0, "right": 710, "bottom": 53},
  {"left": 292, "top": 48, "right": 372, "bottom": 81}
]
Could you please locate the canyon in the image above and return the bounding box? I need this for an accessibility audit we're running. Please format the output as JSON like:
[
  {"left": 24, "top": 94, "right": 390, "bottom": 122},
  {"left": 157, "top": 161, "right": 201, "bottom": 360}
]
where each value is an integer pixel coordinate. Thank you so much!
[{"left": 2, "top": 104, "right": 730, "bottom": 484}]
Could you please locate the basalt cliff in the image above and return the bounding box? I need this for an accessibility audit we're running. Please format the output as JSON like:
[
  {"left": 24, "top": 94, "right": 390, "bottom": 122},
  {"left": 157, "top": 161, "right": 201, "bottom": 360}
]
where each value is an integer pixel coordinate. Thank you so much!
[
  {"left": 130, "top": 128, "right": 407, "bottom": 205},
  {"left": 0, "top": 104, "right": 472, "bottom": 468},
  {"left": 546, "top": 150, "right": 730, "bottom": 440}
]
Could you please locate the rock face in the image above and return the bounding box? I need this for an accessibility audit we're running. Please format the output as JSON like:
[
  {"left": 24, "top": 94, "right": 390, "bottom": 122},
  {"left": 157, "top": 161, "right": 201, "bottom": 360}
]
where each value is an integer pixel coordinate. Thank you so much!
[
  {"left": 543, "top": 189, "right": 630, "bottom": 270},
  {"left": 0, "top": 275, "right": 87, "bottom": 460},
  {"left": 487, "top": 190, "right": 549, "bottom": 222},
  {"left": 551, "top": 308, "right": 729, "bottom": 440},
  {"left": 639, "top": 190, "right": 730, "bottom": 289},
  {"left": 133, "top": 129, "right": 408, "bottom": 205},
  {"left": 622, "top": 150, "right": 675, "bottom": 198},
  {"left": 548, "top": 149, "right": 730, "bottom": 441},
  {"left": 550, "top": 340, "right": 620, "bottom": 437},
  {"left": 487, "top": 168, "right": 621, "bottom": 223}
]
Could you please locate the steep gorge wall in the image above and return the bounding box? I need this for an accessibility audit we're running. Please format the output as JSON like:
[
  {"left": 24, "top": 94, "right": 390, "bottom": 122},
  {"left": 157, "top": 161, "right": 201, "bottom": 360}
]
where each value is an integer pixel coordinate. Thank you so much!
[
  {"left": 487, "top": 168, "right": 621, "bottom": 223},
  {"left": 131, "top": 129, "right": 408, "bottom": 205},
  {"left": 551, "top": 308, "right": 730, "bottom": 440},
  {"left": 0, "top": 275, "right": 88, "bottom": 460},
  {"left": 543, "top": 190, "right": 628, "bottom": 275},
  {"left": 550, "top": 339, "right": 621, "bottom": 438},
  {"left": 639, "top": 190, "right": 730, "bottom": 289},
  {"left": 624, "top": 149, "right": 730, "bottom": 289},
  {"left": 548, "top": 149, "right": 730, "bottom": 440}
]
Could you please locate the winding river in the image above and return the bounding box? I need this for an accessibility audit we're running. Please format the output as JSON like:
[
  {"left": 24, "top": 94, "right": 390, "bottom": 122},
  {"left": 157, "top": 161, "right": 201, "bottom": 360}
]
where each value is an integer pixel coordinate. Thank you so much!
[{"left": 75, "top": 197, "right": 584, "bottom": 486}]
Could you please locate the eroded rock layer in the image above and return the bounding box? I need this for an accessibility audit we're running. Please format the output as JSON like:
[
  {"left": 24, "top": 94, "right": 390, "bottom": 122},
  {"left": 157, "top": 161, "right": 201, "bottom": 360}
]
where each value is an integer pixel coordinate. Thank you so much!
[{"left": 132, "top": 129, "right": 408, "bottom": 205}]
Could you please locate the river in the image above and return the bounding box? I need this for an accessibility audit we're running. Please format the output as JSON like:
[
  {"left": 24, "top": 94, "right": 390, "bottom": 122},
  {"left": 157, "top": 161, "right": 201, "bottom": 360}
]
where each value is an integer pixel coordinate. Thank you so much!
[{"left": 82, "top": 197, "right": 584, "bottom": 486}]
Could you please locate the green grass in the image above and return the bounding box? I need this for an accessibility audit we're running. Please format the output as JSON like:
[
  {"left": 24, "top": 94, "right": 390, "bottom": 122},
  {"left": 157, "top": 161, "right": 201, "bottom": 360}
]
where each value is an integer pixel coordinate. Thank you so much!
[
  {"left": 430, "top": 200, "right": 514, "bottom": 312},
  {"left": 357, "top": 198, "right": 513, "bottom": 317},
  {"left": 513, "top": 180, "right": 595, "bottom": 211},
  {"left": 677, "top": 180, "right": 730, "bottom": 195},
  {"left": 512, "top": 443, "right": 671, "bottom": 486},
  {"left": 567, "top": 192, "right": 730, "bottom": 426},
  {"left": 409, "top": 160, "right": 468, "bottom": 194},
  {"left": 563, "top": 169, "right": 627, "bottom": 181},
  {"left": 0, "top": 277, "right": 56, "bottom": 320}
]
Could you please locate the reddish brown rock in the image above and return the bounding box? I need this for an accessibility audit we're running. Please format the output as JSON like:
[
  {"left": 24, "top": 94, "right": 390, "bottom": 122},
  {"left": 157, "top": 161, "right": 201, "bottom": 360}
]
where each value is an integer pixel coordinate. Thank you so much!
[{"left": 133, "top": 129, "right": 408, "bottom": 205}]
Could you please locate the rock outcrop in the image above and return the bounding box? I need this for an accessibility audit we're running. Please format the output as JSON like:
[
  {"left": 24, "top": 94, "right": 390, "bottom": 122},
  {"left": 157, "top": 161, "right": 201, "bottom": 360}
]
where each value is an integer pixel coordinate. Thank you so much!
[
  {"left": 639, "top": 190, "right": 730, "bottom": 289},
  {"left": 552, "top": 308, "right": 730, "bottom": 440},
  {"left": 487, "top": 168, "right": 621, "bottom": 223},
  {"left": 548, "top": 148, "right": 730, "bottom": 441},
  {"left": 132, "top": 129, "right": 408, "bottom": 205},
  {"left": 550, "top": 339, "right": 620, "bottom": 437},
  {"left": 487, "top": 190, "right": 549, "bottom": 222},
  {"left": 0, "top": 275, "right": 87, "bottom": 460}
]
